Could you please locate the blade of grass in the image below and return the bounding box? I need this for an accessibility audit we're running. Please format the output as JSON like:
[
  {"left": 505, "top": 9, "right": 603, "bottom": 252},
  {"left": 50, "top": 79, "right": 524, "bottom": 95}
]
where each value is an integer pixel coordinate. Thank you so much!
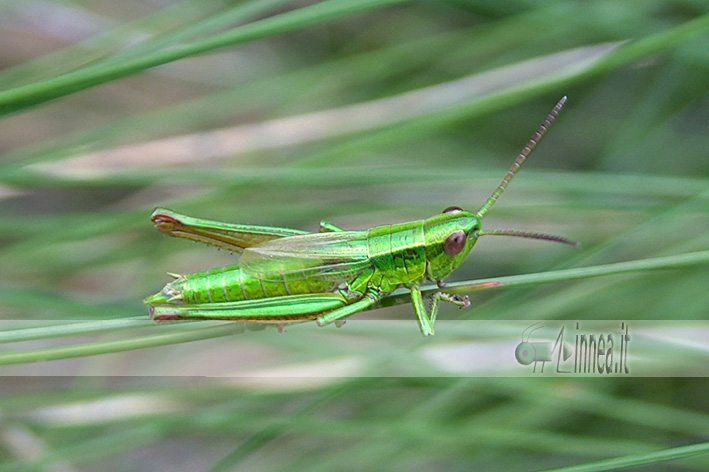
[
  {"left": 0, "top": 322, "right": 243, "bottom": 366},
  {"left": 381, "top": 250, "right": 709, "bottom": 308},
  {"left": 0, "top": 251, "right": 705, "bottom": 365},
  {"left": 0, "top": 0, "right": 221, "bottom": 86},
  {"left": 0, "top": 0, "right": 407, "bottom": 116},
  {"left": 540, "top": 441, "right": 709, "bottom": 472}
]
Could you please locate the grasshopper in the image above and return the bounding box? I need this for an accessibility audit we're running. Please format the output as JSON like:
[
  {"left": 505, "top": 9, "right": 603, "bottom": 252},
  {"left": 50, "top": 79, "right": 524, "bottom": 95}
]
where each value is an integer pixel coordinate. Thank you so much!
[{"left": 144, "top": 97, "right": 576, "bottom": 336}]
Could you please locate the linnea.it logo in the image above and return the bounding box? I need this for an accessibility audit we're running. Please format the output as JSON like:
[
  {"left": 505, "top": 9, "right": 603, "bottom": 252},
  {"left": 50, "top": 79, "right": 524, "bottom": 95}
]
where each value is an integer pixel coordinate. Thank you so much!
[{"left": 515, "top": 322, "right": 630, "bottom": 375}]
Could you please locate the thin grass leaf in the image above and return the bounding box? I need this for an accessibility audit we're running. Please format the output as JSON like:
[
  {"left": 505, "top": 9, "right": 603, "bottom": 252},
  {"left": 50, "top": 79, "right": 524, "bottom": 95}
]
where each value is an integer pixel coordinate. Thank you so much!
[
  {"left": 540, "top": 441, "right": 709, "bottom": 472},
  {"left": 0, "top": 0, "right": 407, "bottom": 115}
]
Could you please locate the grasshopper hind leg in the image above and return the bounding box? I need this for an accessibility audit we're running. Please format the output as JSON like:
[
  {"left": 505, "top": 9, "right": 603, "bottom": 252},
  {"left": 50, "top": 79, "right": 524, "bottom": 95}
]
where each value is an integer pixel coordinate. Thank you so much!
[{"left": 148, "top": 305, "right": 181, "bottom": 321}]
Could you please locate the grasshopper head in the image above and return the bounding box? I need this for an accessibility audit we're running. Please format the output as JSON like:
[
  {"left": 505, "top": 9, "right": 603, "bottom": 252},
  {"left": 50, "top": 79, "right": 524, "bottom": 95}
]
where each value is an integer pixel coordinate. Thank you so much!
[
  {"left": 425, "top": 97, "right": 578, "bottom": 282},
  {"left": 423, "top": 207, "right": 482, "bottom": 280}
]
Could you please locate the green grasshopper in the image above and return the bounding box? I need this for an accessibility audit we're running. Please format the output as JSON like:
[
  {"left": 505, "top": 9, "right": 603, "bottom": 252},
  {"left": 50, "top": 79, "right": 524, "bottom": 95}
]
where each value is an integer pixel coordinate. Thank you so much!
[{"left": 144, "top": 97, "right": 576, "bottom": 336}]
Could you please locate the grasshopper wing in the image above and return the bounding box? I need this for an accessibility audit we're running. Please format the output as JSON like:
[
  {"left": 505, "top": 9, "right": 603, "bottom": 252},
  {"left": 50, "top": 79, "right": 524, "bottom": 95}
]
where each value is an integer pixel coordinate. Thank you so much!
[
  {"left": 240, "top": 231, "right": 372, "bottom": 283},
  {"left": 151, "top": 208, "right": 309, "bottom": 253}
]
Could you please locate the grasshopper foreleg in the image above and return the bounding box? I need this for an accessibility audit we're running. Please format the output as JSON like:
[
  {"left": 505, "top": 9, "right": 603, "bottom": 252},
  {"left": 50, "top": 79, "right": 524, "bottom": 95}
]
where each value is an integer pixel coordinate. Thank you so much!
[
  {"left": 430, "top": 292, "right": 470, "bottom": 325},
  {"left": 410, "top": 285, "right": 470, "bottom": 336}
]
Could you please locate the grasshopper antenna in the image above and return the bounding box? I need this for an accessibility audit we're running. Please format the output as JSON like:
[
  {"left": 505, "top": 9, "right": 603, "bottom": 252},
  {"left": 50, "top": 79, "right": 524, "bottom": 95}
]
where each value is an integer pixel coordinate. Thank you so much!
[
  {"left": 475, "top": 97, "right": 578, "bottom": 247},
  {"left": 477, "top": 229, "right": 578, "bottom": 247},
  {"left": 476, "top": 96, "right": 567, "bottom": 219}
]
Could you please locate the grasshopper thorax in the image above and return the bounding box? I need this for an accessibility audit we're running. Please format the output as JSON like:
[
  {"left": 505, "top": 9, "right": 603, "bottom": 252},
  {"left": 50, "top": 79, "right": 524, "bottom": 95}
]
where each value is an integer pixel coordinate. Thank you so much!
[{"left": 423, "top": 208, "right": 481, "bottom": 281}]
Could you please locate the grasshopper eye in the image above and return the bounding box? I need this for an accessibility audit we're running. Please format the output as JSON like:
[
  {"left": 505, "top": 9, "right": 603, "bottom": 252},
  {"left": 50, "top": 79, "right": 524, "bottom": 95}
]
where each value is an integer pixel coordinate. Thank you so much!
[
  {"left": 443, "top": 230, "right": 466, "bottom": 256},
  {"left": 443, "top": 206, "right": 463, "bottom": 214}
]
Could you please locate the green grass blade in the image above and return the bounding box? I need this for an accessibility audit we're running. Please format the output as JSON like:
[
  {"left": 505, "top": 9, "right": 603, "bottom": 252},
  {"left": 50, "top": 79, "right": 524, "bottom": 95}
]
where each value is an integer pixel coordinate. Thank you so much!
[
  {"left": 540, "top": 441, "right": 709, "bottom": 472},
  {"left": 380, "top": 250, "right": 709, "bottom": 308},
  {"left": 0, "top": 323, "right": 242, "bottom": 366},
  {"left": 0, "top": 0, "right": 406, "bottom": 115}
]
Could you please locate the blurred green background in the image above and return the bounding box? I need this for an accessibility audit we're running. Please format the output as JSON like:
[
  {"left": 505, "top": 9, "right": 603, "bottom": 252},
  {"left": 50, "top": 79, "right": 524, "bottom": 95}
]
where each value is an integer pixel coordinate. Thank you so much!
[{"left": 0, "top": 1, "right": 707, "bottom": 471}]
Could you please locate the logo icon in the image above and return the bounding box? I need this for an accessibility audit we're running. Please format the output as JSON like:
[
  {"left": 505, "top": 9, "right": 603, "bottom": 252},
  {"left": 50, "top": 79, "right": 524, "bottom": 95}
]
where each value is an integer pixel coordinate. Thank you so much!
[{"left": 515, "top": 322, "right": 572, "bottom": 373}]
